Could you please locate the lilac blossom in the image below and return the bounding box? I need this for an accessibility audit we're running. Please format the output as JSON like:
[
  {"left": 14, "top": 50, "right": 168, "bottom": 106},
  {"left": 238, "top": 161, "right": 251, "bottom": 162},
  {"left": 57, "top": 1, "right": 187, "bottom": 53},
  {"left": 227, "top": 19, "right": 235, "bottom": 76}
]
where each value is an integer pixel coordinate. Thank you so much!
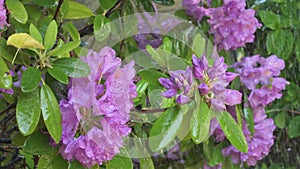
[
  {"left": 192, "top": 54, "right": 242, "bottom": 112},
  {"left": 206, "top": 0, "right": 261, "bottom": 50},
  {"left": 222, "top": 118, "right": 276, "bottom": 166},
  {"left": 159, "top": 67, "right": 194, "bottom": 105},
  {"left": 0, "top": 0, "right": 8, "bottom": 29},
  {"left": 59, "top": 47, "right": 136, "bottom": 167}
]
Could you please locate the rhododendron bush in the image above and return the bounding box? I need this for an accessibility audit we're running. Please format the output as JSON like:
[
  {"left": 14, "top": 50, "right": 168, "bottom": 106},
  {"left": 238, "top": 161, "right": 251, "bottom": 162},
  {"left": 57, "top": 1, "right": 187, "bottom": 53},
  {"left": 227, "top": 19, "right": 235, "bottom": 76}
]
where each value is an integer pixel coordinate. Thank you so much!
[{"left": 0, "top": 0, "right": 299, "bottom": 168}]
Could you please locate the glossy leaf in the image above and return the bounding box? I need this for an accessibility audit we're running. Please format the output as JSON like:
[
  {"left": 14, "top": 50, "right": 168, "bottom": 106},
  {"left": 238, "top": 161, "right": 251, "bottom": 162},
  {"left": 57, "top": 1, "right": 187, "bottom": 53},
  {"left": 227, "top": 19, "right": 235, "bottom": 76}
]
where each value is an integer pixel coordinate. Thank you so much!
[
  {"left": 48, "top": 41, "right": 80, "bottom": 57},
  {"left": 140, "top": 158, "right": 155, "bottom": 169},
  {"left": 192, "top": 34, "right": 206, "bottom": 57},
  {"left": 44, "top": 20, "right": 58, "bottom": 50},
  {"left": 22, "top": 132, "right": 55, "bottom": 155},
  {"left": 37, "top": 153, "right": 68, "bottom": 169},
  {"left": 68, "top": 160, "right": 87, "bottom": 169},
  {"left": 99, "top": 0, "right": 117, "bottom": 11},
  {"left": 32, "top": 0, "right": 56, "bottom": 6},
  {"left": 94, "top": 15, "right": 110, "bottom": 41},
  {"left": 29, "top": 24, "right": 43, "bottom": 43},
  {"left": 153, "top": 0, "right": 175, "bottom": 6},
  {"left": 106, "top": 151, "right": 133, "bottom": 169},
  {"left": 288, "top": 116, "right": 300, "bottom": 139},
  {"left": 275, "top": 112, "right": 286, "bottom": 129},
  {"left": 16, "top": 89, "right": 41, "bottom": 136},
  {"left": 48, "top": 67, "right": 69, "bottom": 84},
  {"left": 259, "top": 10, "right": 280, "bottom": 30},
  {"left": 149, "top": 106, "right": 183, "bottom": 151},
  {"left": 266, "top": 30, "right": 294, "bottom": 60},
  {"left": 52, "top": 58, "right": 90, "bottom": 78},
  {"left": 0, "top": 57, "right": 12, "bottom": 89},
  {"left": 61, "top": 0, "right": 93, "bottom": 19},
  {"left": 63, "top": 22, "right": 81, "bottom": 41},
  {"left": 7, "top": 33, "right": 44, "bottom": 49},
  {"left": 6, "top": 0, "right": 28, "bottom": 24},
  {"left": 138, "top": 69, "right": 167, "bottom": 86},
  {"left": 40, "top": 84, "right": 62, "bottom": 143},
  {"left": 21, "top": 67, "right": 42, "bottom": 93},
  {"left": 243, "top": 107, "right": 254, "bottom": 135},
  {"left": 216, "top": 111, "right": 248, "bottom": 153},
  {"left": 191, "top": 96, "right": 211, "bottom": 144},
  {"left": 0, "top": 38, "right": 27, "bottom": 64}
]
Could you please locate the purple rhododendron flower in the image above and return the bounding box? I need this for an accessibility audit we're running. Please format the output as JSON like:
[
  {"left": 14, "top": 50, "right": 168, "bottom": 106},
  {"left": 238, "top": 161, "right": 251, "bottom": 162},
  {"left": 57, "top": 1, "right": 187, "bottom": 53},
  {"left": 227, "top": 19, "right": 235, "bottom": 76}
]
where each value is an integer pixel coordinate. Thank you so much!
[
  {"left": 222, "top": 118, "right": 276, "bottom": 166},
  {"left": 159, "top": 67, "right": 194, "bottom": 105},
  {"left": 0, "top": 0, "right": 8, "bottom": 29},
  {"left": 183, "top": 0, "right": 209, "bottom": 21},
  {"left": 192, "top": 54, "right": 242, "bottom": 112},
  {"left": 59, "top": 47, "right": 137, "bottom": 167},
  {"left": 206, "top": 0, "right": 261, "bottom": 50}
]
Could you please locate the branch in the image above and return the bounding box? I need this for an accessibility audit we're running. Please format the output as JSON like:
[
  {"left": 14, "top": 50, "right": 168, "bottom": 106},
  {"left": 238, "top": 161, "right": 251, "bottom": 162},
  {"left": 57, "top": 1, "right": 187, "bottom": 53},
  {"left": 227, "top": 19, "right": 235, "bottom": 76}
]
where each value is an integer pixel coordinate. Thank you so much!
[{"left": 53, "top": 0, "right": 64, "bottom": 20}]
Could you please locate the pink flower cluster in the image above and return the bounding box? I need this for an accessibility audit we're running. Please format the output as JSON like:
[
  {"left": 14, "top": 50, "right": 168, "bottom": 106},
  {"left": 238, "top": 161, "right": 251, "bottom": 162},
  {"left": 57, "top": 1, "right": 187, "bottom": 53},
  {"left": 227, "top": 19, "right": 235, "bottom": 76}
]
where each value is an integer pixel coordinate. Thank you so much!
[
  {"left": 0, "top": 0, "right": 8, "bottom": 29},
  {"left": 59, "top": 47, "right": 137, "bottom": 167},
  {"left": 206, "top": 0, "right": 262, "bottom": 50}
]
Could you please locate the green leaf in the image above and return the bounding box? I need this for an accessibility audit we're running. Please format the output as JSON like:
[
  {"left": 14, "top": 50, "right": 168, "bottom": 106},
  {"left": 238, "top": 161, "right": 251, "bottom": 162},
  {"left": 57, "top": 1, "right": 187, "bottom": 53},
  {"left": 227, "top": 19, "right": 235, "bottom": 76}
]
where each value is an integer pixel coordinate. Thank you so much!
[
  {"left": 7, "top": 33, "right": 44, "bottom": 49},
  {"left": 32, "top": 0, "right": 56, "bottom": 6},
  {"left": 37, "top": 153, "right": 68, "bottom": 169},
  {"left": 192, "top": 34, "right": 206, "bottom": 57},
  {"left": 21, "top": 67, "right": 42, "bottom": 93},
  {"left": 190, "top": 95, "right": 211, "bottom": 144},
  {"left": 22, "top": 132, "right": 55, "bottom": 155},
  {"left": 140, "top": 158, "right": 155, "bottom": 169},
  {"left": 244, "top": 107, "right": 254, "bottom": 135},
  {"left": 48, "top": 67, "right": 69, "bottom": 84},
  {"left": 207, "top": 143, "right": 224, "bottom": 166},
  {"left": 216, "top": 111, "right": 248, "bottom": 153},
  {"left": 48, "top": 41, "right": 80, "bottom": 57},
  {"left": 138, "top": 0, "right": 155, "bottom": 12},
  {"left": 63, "top": 22, "right": 81, "bottom": 42},
  {"left": 61, "top": 0, "right": 93, "bottom": 19},
  {"left": 6, "top": 0, "right": 28, "bottom": 24},
  {"left": 259, "top": 10, "right": 280, "bottom": 30},
  {"left": 146, "top": 45, "right": 165, "bottom": 68},
  {"left": 99, "top": 0, "right": 117, "bottom": 12},
  {"left": 0, "top": 57, "right": 12, "bottom": 89},
  {"left": 288, "top": 116, "right": 300, "bottom": 139},
  {"left": 68, "top": 160, "right": 87, "bottom": 169},
  {"left": 52, "top": 58, "right": 90, "bottom": 78},
  {"left": 149, "top": 106, "right": 183, "bottom": 151},
  {"left": 94, "top": 15, "right": 110, "bottom": 41},
  {"left": 40, "top": 84, "right": 62, "bottom": 143},
  {"left": 152, "top": 0, "right": 175, "bottom": 6},
  {"left": 44, "top": 20, "right": 58, "bottom": 50},
  {"left": 16, "top": 89, "right": 41, "bottom": 136},
  {"left": 138, "top": 69, "right": 167, "bottom": 86},
  {"left": 266, "top": 30, "right": 294, "bottom": 60},
  {"left": 106, "top": 151, "right": 133, "bottom": 169},
  {"left": 275, "top": 112, "right": 286, "bottom": 129},
  {"left": 29, "top": 24, "right": 43, "bottom": 43}
]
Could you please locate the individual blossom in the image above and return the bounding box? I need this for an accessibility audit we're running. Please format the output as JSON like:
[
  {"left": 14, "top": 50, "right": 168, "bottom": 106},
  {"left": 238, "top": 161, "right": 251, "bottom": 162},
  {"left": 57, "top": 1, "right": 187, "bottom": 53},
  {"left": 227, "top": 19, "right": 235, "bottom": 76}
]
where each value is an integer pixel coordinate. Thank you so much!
[
  {"left": 59, "top": 47, "right": 136, "bottom": 167},
  {"left": 222, "top": 118, "right": 276, "bottom": 166},
  {"left": 183, "top": 0, "right": 209, "bottom": 21},
  {"left": 192, "top": 54, "right": 242, "bottom": 112},
  {"left": 206, "top": 0, "right": 261, "bottom": 50},
  {"left": 0, "top": 0, "right": 8, "bottom": 30},
  {"left": 159, "top": 67, "right": 194, "bottom": 105}
]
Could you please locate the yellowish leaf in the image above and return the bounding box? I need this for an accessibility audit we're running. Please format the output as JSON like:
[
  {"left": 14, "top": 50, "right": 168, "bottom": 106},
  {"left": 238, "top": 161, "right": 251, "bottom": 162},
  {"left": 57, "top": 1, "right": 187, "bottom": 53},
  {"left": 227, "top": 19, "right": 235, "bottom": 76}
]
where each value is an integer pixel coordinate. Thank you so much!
[{"left": 7, "top": 33, "right": 44, "bottom": 49}]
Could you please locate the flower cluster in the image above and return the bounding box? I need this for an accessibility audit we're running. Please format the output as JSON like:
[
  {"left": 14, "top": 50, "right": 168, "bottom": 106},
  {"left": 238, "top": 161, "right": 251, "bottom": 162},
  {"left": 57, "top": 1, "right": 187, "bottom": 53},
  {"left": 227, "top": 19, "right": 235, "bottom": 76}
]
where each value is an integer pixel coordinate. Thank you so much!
[
  {"left": 59, "top": 47, "right": 137, "bottom": 167},
  {"left": 159, "top": 54, "right": 242, "bottom": 112},
  {"left": 234, "top": 55, "right": 288, "bottom": 122},
  {"left": 0, "top": 0, "right": 8, "bottom": 29},
  {"left": 159, "top": 67, "right": 194, "bottom": 105},
  {"left": 220, "top": 55, "right": 288, "bottom": 166},
  {"left": 182, "top": 0, "right": 209, "bottom": 21},
  {"left": 205, "top": 0, "right": 261, "bottom": 50},
  {"left": 192, "top": 54, "right": 242, "bottom": 112}
]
